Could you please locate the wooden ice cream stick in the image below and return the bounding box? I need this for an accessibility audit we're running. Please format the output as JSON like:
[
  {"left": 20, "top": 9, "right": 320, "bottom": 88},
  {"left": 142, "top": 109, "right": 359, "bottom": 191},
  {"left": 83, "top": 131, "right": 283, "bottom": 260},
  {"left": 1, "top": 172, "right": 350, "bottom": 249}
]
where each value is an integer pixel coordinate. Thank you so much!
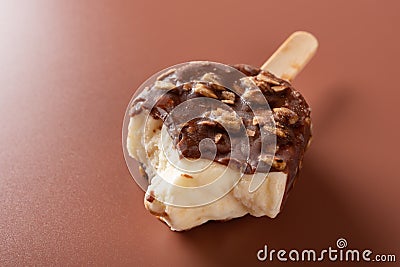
[{"left": 261, "top": 31, "right": 318, "bottom": 81}]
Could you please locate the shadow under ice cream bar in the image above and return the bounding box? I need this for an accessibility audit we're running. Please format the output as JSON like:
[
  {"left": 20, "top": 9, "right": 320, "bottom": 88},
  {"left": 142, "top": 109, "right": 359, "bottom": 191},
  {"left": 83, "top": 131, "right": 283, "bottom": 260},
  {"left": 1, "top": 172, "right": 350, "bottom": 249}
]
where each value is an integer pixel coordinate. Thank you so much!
[{"left": 125, "top": 31, "right": 318, "bottom": 231}]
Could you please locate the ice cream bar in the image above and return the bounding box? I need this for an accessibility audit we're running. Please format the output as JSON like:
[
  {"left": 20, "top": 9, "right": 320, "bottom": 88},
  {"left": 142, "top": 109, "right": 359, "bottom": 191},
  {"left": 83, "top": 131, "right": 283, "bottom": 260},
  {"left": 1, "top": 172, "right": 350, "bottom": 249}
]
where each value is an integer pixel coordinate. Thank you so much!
[{"left": 125, "top": 32, "right": 317, "bottom": 231}]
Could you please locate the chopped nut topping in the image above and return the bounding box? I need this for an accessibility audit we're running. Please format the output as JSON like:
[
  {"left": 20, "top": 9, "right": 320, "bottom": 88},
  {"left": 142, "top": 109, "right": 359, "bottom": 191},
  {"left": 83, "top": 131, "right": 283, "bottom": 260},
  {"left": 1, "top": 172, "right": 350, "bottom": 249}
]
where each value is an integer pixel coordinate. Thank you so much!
[
  {"left": 262, "top": 124, "right": 274, "bottom": 133},
  {"left": 252, "top": 112, "right": 272, "bottom": 126},
  {"left": 221, "top": 99, "right": 235, "bottom": 105},
  {"left": 221, "top": 91, "right": 235, "bottom": 101},
  {"left": 259, "top": 154, "right": 273, "bottom": 165},
  {"left": 273, "top": 107, "right": 299, "bottom": 124},
  {"left": 257, "top": 73, "right": 281, "bottom": 85},
  {"left": 194, "top": 83, "right": 218, "bottom": 99},
  {"left": 183, "top": 83, "right": 192, "bottom": 91},
  {"left": 272, "top": 157, "right": 286, "bottom": 170},
  {"left": 154, "top": 81, "right": 176, "bottom": 90},
  {"left": 210, "top": 83, "right": 226, "bottom": 91},
  {"left": 214, "top": 133, "right": 223, "bottom": 143},
  {"left": 246, "top": 129, "right": 255, "bottom": 136},
  {"left": 254, "top": 109, "right": 273, "bottom": 117},
  {"left": 262, "top": 123, "right": 287, "bottom": 138},
  {"left": 275, "top": 128, "right": 287, "bottom": 138},
  {"left": 156, "top": 68, "right": 176, "bottom": 81},
  {"left": 263, "top": 121, "right": 285, "bottom": 134},
  {"left": 252, "top": 116, "right": 258, "bottom": 125},
  {"left": 271, "top": 85, "right": 289, "bottom": 92},
  {"left": 200, "top": 72, "right": 221, "bottom": 85},
  {"left": 239, "top": 76, "right": 257, "bottom": 90},
  {"left": 204, "top": 108, "right": 241, "bottom": 131},
  {"left": 261, "top": 124, "right": 276, "bottom": 133},
  {"left": 242, "top": 89, "right": 265, "bottom": 104}
]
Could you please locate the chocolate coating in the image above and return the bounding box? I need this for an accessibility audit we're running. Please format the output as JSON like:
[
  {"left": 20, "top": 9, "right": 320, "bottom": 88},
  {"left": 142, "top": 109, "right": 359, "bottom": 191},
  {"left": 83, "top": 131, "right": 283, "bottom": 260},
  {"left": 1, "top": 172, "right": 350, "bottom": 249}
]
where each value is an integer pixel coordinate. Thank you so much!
[{"left": 130, "top": 64, "right": 312, "bottom": 204}]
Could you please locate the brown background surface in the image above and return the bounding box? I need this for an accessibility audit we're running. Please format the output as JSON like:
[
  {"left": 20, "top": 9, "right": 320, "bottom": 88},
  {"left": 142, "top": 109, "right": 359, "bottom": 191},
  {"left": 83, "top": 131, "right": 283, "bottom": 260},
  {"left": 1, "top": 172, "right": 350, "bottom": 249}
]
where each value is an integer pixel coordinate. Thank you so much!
[{"left": 0, "top": 0, "right": 399, "bottom": 266}]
